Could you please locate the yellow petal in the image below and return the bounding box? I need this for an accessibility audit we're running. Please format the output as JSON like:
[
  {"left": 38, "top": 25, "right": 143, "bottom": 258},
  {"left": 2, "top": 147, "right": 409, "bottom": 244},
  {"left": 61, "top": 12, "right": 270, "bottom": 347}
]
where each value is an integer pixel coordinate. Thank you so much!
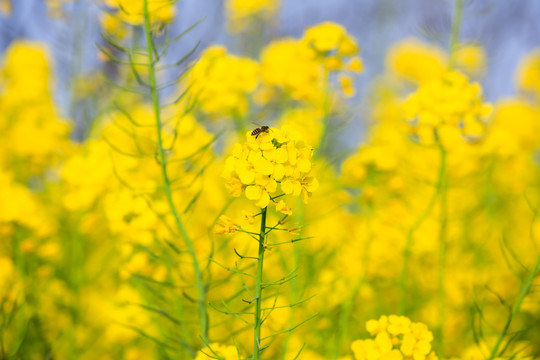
[
  {"left": 374, "top": 331, "right": 392, "bottom": 352},
  {"left": 274, "top": 147, "right": 289, "bottom": 163},
  {"left": 255, "top": 191, "right": 270, "bottom": 208},
  {"left": 254, "top": 157, "right": 274, "bottom": 175},
  {"left": 238, "top": 167, "right": 255, "bottom": 184},
  {"left": 297, "top": 158, "right": 312, "bottom": 173},
  {"left": 273, "top": 164, "right": 285, "bottom": 180},
  {"left": 245, "top": 185, "right": 262, "bottom": 200},
  {"left": 281, "top": 178, "right": 294, "bottom": 194}
]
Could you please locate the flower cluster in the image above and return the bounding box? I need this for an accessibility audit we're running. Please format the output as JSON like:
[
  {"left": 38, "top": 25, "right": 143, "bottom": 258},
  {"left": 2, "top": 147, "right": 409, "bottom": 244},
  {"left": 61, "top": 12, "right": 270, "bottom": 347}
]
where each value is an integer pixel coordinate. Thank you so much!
[
  {"left": 101, "top": 0, "right": 176, "bottom": 36},
  {"left": 0, "top": 41, "right": 71, "bottom": 175},
  {"left": 386, "top": 39, "right": 486, "bottom": 84},
  {"left": 188, "top": 45, "right": 259, "bottom": 117},
  {"left": 260, "top": 22, "right": 363, "bottom": 103},
  {"left": 351, "top": 315, "right": 438, "bottom": 360},
  {"left": 386, "top": 38, "right": 447, "bottom": 84},
  {"left": 455, "top": 44, "right": 486, "bottom": 77},
  {"left": 516, "top": 48, "right": 540, "bottom": 98},
  {"left": 225, "top": 0, "right": 280, "bottom": 33},
  {"left": 304, "top": 22, "right": 365, "bottom": 98},
  {"left": 222, "top": 127, "right": 318, "bottom": 211},
  {"left": 302, "top": 21, "right": 360, "bottom": 59},
  {"left": 402, "top": 71, "right": 493, "bottom": 144}
]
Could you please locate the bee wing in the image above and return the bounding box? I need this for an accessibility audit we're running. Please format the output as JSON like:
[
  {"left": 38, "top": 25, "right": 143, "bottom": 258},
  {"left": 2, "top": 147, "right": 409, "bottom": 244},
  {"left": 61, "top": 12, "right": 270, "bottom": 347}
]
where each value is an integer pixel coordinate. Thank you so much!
[{"left": 251, "top": 122, "right": 264, "bottom": 127}]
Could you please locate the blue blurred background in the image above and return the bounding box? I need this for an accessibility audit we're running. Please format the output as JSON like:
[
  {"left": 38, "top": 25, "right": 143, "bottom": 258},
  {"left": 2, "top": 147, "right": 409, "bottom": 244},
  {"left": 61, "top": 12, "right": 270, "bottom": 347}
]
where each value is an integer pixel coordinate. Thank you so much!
[{"left": 1, "top": 0, "right": 539, "bottom": 140}]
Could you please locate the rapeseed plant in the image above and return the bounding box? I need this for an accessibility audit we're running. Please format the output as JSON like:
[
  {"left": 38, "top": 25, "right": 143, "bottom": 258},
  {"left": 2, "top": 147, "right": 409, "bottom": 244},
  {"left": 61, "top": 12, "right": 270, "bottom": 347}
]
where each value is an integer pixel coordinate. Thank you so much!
[{"left": 1, "top": 0, "right": 540, "bottom": 359}]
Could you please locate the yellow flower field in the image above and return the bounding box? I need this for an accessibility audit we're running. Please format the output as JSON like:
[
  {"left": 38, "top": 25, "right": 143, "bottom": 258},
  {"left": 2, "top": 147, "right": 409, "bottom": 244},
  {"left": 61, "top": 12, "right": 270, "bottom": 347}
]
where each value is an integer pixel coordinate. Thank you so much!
[{"left": 1, "top": 0, "right": 539, "bottom": 359}]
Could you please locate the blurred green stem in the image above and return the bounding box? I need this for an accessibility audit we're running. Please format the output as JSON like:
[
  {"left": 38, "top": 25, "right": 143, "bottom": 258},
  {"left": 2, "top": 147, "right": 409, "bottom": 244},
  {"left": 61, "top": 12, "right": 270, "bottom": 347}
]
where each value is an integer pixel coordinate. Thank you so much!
[
  {"left": 448, "top": 0, "right": 464, "bottom": 70},
  {"left": 435, "top": 0, "right": 463, "bottom": 352},
  {"left": 142, "top": 0, "right": 209, "bottom": 343},
  {"left": 399, "top": 143, "right": 447, "bottom": 314},
  {"left": 435, "top": 144, "right": 448, "bottom": 355},
  {"left": 315, "top": 69, "right": 330, "bottom": 158},
  {"left": 487, "top": 254, "right": 540, "bottom": 360},
  {"left": 281, "top": 199, "right": 304, "bottom": 359},
  {"left": 333, "top": 204, "right": 373, "bottom": 358},
  {"left": 253, "top": 207, "right": 268, "bottom": 360}
]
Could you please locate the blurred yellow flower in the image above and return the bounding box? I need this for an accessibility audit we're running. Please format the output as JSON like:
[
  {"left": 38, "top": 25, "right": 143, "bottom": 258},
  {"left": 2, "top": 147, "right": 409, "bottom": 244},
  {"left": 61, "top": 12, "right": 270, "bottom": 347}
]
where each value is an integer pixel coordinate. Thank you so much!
[
  {"left": 516, "top": 48, "right": 540, "bottom": 98},
  {"left": 455, "top": 44, "right": 486, "bottom": 77},
  {"left": 259, "top": 22, "right": 362, "bottom": 104},
  {"left": 386, "top": 38, "right": 447, "bottom": 84},
  {"left": 352, "top": 315, "right": 438, "bottom": 360},
  {"left": 186, "top": 45, "right": 259, "bottom": 117},
  {"left": 214, "top": 215, "right": 240, "bottom": 234},
  {"left": 340, "top": 74, "right": 356, "bottom": 97},
  {"left": 402, "top": 71, "right": 492, "bottom": 144},
  {"left": 225, "top": 0, "right": 280, "bottom": 33},
  {"left": 0, "top": 0, "right": 11, "bottom": 16},
  {"left": 303, "top": 21, "right": 358, "bottom": 55},
  {"left": 101, "top": 0, "right": 176, "bottom": 35}
]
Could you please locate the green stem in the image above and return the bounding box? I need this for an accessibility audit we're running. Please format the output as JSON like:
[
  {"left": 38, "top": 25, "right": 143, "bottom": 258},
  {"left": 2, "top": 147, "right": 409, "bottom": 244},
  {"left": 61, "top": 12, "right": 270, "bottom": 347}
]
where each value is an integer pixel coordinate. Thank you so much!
[
  {"left": 399, "top": 143, "right": 447, "bottom": 314},
  {"left": 448, "top": 0, "right": 464, "bottom": 70},
  {"left": 67, "top": 0, "right": 85, "bottom": 121},
  {"left": 315, "top": 68, "right": 330, "bottom": 158},
  {"left": 434, "top": 0, "right": 462, "bottom": 348},
  {"left": 281, "top": 199, "right": 304, "bottom": 359},
  {"left": 487, "top": 254, "right": 540, "bottom": 360},
  {"left": 253, "top": 207, "right": 268, "bottom": 360},
  {"left": 333, "top": 205, "right": 373, "bottom": 358},
  {"left": 142, "top": 0, "right": 208, "bottom": 342},
  {"left": 435, "top": 143, "right": 448, "bottom": 355}
]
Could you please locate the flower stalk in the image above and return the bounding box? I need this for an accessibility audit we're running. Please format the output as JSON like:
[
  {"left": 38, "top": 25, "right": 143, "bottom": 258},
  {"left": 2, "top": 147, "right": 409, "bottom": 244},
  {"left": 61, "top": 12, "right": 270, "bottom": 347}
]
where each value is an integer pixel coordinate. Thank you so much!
[
  {"left": 435, "top": 0, "right": 463, "bottom": 351},
  {"left": 142, "top": 0, "right": 209, "bottom": 342},
  {"left": 448, "top": 0, "right": 464, "bottom": 70},
  {"left": 399, "top": 142, "right": 447, "bottom": 314},
  {"left": 487, "top": 253, "right": 540, "bottom": 360},
  {"left": 253, "top": 206, "right": 268, "bottom": 360},
  {"left": 435, "top": 144, "right": 448, "bottom": 355}
]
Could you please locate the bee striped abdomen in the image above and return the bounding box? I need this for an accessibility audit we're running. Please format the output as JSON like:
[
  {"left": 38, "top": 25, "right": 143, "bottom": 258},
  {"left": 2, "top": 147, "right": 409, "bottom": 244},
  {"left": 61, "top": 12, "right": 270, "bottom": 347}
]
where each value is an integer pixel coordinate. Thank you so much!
[{"left": 251, "top": 126, "right": 269, "bottom": 139}]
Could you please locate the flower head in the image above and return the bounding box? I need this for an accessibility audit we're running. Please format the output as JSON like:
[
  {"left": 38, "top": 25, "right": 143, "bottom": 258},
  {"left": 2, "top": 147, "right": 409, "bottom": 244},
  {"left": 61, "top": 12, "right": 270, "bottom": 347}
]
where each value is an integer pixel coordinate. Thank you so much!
[
  {"left": 222, "top": 127, "right": 318, "bottom": 212},
  {"left": 185, "top": 46, "right": 259, "bottom": 117},
  {"left": 402, "top": 71, "right": 492, "bottom": 144},
  {"left": 352, "top": 315, "right": 438, "bottom": 360},
  {"left": 516, "top": 48, "right": 540, "bottom": 99},
  {"left": 225, "top": 0, "right": 280, "bottom": 33}
]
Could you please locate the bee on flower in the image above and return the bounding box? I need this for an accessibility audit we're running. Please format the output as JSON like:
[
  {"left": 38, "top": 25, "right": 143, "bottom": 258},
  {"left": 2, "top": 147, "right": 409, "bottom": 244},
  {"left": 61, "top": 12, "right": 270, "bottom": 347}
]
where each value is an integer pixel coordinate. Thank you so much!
[{"left": 222, "top": 126, "right": 319, "bottom": 213}]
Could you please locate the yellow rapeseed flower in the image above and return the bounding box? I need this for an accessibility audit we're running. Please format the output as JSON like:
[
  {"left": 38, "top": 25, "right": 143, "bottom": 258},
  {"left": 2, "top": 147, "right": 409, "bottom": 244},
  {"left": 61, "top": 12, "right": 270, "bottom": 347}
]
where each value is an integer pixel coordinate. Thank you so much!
[
  {"left": 225, "top": 0, "right": 280, "bottom": 33},
  {"left": 214, "top": 215, "right": 240, "bottom": 234},
  {"left": 352, "top": 315, "right": 438, "bottom": 360},
  {"left": 303, "top": 21, "right": 358, "bottom": 55},
  {"left": 516, "top": 48, "right": 540, "bottom": 98},
  {"left": 386, "top": 38, "right": 447, "bottom": 84},
  {"left": 101, "top": 0, "right": 176, "bottom": 31},
  {"left": 222, "top": 127, "right": 318, "bottom": 212},
  {"left": 455, "top": 44, "right": 486, "bottom": 77},
  {"left": 186, "top": 45, "right": 259, "bottom": 117},
  {"left": 402, "top": 71, "right": 492, "bottom": 144},
  {"left": 259, "top": 22, "right": 362, "bottom": 104}
]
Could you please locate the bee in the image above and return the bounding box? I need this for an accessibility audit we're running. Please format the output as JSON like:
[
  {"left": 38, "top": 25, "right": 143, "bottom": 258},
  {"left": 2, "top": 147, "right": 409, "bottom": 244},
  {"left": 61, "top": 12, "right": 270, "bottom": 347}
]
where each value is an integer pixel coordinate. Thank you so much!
[{"left": 251, "top": 123, "right": 270, "bottom": 139}]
